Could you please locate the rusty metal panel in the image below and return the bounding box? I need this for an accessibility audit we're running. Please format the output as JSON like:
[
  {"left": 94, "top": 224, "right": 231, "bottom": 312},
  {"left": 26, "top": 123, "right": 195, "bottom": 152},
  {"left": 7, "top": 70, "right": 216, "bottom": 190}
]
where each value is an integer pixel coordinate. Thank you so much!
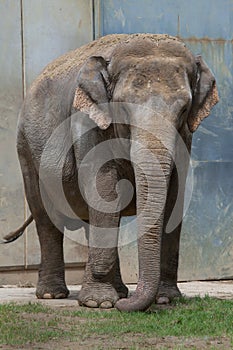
[
  {"left": 97, "top": 0, "right": 233, "bottom": 40},
  {"left": 180, "top": 161, "right": 233, "bottom": 280},
  {"left": 179, "top": 38, "right": 233, "bottom": 280},
  {"left": 0, "top": 0, "right": 25, "bottom": 269},
  {"left": 22, "top": 0, "right": 93, "bottom": 267},
  {"left": 97, "top": 0, "right": 233, "bottom": 281}
]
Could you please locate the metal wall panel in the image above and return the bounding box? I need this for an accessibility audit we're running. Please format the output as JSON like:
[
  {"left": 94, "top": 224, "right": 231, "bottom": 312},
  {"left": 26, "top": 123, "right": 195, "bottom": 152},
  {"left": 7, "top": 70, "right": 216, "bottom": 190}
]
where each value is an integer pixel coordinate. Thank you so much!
[
  {"left": 22, "top": 0, "right": 94, "bottom": 88},
  {"left": 180, "top": 39, "right": 233, "bottom": 280},
  {"left": 97, "top": 0, "right": 233, "bottom": 280},
  {"left": 97, "top": 0, "right": 233, "bottom": 40},
  {"left": 0, "top": 0, "right": 93, "bottom": 276},
  {"left": 0, "top": 0, "right": 25, "bottom": 269},
  {"left": 22, "top": 0, "right": 93, "bottom": 267}
]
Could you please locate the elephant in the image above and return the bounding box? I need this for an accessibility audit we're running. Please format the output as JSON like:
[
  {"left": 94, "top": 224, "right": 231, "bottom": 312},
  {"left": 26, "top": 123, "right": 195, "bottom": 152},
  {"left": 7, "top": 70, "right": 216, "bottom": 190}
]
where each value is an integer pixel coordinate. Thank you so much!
[{"left": 2, "top": 34, "right": 218, "bottom": 312}]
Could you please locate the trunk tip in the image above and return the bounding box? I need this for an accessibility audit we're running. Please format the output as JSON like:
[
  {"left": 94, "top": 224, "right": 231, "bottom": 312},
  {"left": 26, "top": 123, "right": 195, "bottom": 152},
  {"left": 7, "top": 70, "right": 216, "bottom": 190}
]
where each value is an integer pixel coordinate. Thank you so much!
[{"left": 115, "top": 297, "right": 151, "bottom": 312}]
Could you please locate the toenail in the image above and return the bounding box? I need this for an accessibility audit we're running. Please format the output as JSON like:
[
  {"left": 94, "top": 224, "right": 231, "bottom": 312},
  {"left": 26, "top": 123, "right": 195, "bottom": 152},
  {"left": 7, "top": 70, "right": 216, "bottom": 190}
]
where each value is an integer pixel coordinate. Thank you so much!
[
  {"left": 85, "top": 300, "right": 98, "bottom": 308},
  {"left": 43, "top": 293, "right": 53, "bottom": 299},
  {"left": 156, "top": 296, "right": 170, "bottom": 304},
  {"left": 100, "top": 301, "right": 113, "bottom": 309},
  {"left": 55, "top": 293, "right": 66, "bottom": 299}
]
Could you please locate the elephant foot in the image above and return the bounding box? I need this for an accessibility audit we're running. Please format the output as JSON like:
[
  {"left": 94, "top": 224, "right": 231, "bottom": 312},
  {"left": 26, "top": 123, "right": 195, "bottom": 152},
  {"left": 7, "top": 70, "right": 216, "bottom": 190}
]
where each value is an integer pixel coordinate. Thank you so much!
[
  {"left": 78, "top": 281, "right": 119, "bottom": 309},
  {"left": 156, "top": 281, "right": 182, "bottom": 304},
  {"left": 36, "top": 278, "right": 69, "bottom": 299}
]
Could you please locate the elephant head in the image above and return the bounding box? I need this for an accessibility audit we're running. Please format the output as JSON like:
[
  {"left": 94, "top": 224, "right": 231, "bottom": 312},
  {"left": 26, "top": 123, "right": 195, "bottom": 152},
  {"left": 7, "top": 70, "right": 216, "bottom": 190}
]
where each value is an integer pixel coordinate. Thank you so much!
[{"left": 73, "top": 36, "right": 218, "bottom": 311}]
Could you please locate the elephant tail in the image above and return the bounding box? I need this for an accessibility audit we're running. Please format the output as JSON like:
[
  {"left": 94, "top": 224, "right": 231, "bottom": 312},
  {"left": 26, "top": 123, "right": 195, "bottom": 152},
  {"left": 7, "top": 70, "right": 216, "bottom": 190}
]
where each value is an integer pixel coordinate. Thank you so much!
[{"left": 0, "top": 215, "right": 33, "bottom": 244}]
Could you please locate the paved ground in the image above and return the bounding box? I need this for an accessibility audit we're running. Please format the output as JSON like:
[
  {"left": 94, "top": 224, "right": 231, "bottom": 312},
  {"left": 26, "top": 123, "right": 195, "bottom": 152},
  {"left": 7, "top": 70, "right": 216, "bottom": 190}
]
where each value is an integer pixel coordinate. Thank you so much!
[{"left": 0, "top": 281, "right": 232, "bottom": 307}]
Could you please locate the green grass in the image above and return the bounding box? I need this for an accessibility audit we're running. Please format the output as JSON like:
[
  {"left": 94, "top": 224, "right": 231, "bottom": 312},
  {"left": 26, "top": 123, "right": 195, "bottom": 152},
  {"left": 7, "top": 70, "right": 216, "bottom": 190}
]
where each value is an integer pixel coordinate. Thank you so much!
[
  {"left": 0, "top": 297, "right": 232, "bottom": 347},
  {"left": 0, "top": 302, "right": 65, "bottom": 345}
]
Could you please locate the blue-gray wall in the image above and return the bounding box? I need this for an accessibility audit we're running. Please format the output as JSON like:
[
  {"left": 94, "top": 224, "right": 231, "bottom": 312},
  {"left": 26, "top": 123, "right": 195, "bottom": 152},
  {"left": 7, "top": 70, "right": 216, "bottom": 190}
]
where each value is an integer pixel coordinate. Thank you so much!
[{"left": 95, "top": 0, "right": 233, "bottom": 280}]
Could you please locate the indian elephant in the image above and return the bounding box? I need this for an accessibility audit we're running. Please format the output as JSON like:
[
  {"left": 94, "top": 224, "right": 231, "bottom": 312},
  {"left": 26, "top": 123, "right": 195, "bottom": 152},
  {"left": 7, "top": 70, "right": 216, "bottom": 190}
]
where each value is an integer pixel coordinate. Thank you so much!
[{"left": 2, "top": 34, "right": 218, "bottom": 312}]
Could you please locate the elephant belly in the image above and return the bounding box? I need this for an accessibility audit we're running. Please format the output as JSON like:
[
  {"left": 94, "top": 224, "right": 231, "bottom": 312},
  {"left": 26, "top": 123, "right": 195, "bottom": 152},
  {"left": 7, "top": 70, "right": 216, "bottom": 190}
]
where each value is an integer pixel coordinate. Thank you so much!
[
  {"left": 58, "top": 156, "right": 136, "bottom": 226},
  {"left": 64, "top": 185, "right": 89, "bottom": 220}
]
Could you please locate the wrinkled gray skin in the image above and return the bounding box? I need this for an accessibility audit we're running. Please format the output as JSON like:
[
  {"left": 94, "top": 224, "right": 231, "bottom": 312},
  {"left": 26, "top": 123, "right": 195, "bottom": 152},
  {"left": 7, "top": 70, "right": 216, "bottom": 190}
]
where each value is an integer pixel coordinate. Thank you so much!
[{"left": 12, "top": 34, "right": 218, "bottom": 311}]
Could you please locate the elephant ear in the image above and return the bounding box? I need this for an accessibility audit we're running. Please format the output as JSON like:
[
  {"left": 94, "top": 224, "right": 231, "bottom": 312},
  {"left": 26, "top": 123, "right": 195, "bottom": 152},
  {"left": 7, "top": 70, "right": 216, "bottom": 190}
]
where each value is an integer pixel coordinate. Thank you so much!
[
  {"left": 73, "top": 56, "right": 112, "bottom": 130},
  {"left": 188, "top": 55, "right": 219, "bottom": 133}
]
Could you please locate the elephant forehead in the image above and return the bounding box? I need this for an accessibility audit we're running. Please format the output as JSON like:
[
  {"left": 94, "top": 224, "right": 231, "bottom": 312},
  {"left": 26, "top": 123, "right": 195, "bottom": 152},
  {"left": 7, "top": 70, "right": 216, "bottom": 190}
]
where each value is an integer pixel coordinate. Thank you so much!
[
  {"left": 113, "top": 82, "right": 192, "bottom": 115},
  {"left": 113, "top": 58, "right": 192, "bottom": 99},
  {"left": 114, "top": 52, "right": 195, "bottom": 74},
  {"left": 111, "top": 54, "right": 194, "bottom": 85}
]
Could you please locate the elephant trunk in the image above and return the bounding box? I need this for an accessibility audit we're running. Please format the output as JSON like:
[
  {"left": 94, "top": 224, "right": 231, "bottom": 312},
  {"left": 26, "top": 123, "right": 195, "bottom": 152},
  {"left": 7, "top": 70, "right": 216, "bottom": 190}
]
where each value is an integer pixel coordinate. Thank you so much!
[{"left": 116, "top": 126, "right": 174, "bottom": 311}]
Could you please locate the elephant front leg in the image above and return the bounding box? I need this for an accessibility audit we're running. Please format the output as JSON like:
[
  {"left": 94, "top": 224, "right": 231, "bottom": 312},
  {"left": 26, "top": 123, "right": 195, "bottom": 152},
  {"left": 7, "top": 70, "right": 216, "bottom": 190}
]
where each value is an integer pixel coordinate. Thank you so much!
[
  {"left": 17, "top": 146, "right": 69, "bottom": 300},
  {"left": 78, "top": 212, "right": 124, "bottom": 308},
  {"left": 78, "top": 167, "right": 127, "bottom": 308},
  {"left": 157, "top": 132, "right": 192, "bottom": 304},
  {"left": 78, "top": 249, "right": 128, "bottom": 308}
]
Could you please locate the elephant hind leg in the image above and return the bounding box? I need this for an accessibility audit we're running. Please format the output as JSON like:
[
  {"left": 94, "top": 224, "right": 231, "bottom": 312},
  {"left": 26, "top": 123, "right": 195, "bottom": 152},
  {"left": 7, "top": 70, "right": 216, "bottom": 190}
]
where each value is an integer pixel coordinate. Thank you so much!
[
  {"left": 156, "top": 281, "right": 182, "bottom": 304},
  {"left": 157, "top": 130, "right": 192, "bottom": 304},
  {"left": 17, "top": 139, "right": 69, "bottom": 299},
  {"left": 113, "top": 254, "right": 128, "bottom": 298},
  {"left": 35, "top": 219, "right": 69, "bottom": 300},
  {"left": 157, "top": 167, "right": 183, "bottom": 304}
]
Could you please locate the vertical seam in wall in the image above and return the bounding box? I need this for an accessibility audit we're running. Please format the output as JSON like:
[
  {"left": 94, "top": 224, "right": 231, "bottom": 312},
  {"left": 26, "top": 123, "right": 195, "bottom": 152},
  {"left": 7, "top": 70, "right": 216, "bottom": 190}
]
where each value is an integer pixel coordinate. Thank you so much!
[
  {"left": 20, "top": 0, "right": 28, "bottom": 269},
  {"left": 177, "top": 14, "right": 180, "bottom": 38},
  {"left": 20, "top": 0, "right": 26, "bottom": 98},
  {"left": 92, "top": 0, "right": 95, "bottom": 40},
  {"left": 93, "top": 0, "right": 102, "bottom": 39}
]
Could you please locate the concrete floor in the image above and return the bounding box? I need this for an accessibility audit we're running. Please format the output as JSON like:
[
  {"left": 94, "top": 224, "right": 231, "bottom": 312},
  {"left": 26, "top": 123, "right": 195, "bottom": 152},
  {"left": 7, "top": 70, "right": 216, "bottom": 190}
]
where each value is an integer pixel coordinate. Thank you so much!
[{"left": 0, "top": 281, "right": 232, "bottom": 307}]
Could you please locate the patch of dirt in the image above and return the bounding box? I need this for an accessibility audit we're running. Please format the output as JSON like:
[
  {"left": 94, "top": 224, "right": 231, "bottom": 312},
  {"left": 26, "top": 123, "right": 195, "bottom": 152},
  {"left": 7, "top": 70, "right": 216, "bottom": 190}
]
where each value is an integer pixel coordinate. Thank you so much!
[
  {"left": 2, "top": 306, "right": 233, "bottom": 350},
  {"left": 16, "top": 281, "right": 35, "bottom": 288},
  {"left": 2, "top": 335, "right": 231, "bottom": 350},
  {"left": 1, "top": 308, "right": 233, "bottom": 350}
]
